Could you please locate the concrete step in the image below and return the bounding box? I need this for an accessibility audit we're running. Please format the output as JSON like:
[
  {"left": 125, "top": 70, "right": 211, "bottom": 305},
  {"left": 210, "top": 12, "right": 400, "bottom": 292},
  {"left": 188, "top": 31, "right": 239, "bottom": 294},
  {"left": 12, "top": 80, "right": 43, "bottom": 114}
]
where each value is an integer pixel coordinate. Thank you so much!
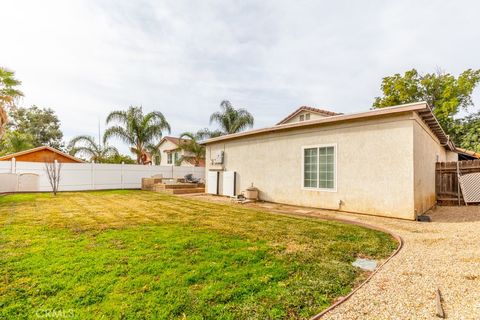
[
  {"left": 141, "top": 178, "right": 164, "bottom": 191},
  {"left": 153, "top": 183, "right": 198, "bottom": 190},
  {"left": 163, "top": 187, "right": 205, "bottom": 195}
]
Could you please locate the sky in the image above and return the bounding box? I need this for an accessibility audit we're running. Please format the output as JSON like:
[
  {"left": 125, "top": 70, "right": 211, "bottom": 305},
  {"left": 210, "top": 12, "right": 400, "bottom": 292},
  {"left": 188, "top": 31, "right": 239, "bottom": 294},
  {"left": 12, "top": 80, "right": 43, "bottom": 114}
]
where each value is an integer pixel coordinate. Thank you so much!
[{"left": 1, "top": 0, "right": 480, "bottom": 154}]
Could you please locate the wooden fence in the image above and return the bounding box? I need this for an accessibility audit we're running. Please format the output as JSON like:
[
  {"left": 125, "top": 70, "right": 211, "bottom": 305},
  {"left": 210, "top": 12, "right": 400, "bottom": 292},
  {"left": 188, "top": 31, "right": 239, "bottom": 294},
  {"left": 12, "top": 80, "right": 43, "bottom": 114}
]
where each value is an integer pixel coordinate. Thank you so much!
[{"left": 436, "top": 160, "right": 480, "bottom": 205}]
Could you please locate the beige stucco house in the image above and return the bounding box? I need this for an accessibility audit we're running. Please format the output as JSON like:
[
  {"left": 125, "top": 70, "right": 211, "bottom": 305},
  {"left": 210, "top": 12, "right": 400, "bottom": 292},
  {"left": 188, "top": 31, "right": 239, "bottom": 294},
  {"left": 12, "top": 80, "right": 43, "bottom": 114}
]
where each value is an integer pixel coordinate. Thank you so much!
[
  {"left": 203, "top": 102, "right": 461, "bottom": 220},
  {"left": 158, "top": 136, "right": 205, "bottom": 167}
]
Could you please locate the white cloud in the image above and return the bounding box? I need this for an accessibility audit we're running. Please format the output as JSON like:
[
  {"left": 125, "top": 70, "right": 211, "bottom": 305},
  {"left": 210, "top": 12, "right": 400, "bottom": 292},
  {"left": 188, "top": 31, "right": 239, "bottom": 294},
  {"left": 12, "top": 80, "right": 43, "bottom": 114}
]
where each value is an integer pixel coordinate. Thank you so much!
[{"left": 1, "top": 0, "right": 479, "bottom": 154}]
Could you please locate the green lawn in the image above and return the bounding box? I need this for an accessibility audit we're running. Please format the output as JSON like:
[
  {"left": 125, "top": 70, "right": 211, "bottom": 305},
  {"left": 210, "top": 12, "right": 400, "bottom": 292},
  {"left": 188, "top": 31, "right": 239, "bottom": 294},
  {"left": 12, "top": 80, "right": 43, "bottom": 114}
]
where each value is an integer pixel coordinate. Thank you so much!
[{"left": 0, "top": 191, "right": 397, "bottom": 319}]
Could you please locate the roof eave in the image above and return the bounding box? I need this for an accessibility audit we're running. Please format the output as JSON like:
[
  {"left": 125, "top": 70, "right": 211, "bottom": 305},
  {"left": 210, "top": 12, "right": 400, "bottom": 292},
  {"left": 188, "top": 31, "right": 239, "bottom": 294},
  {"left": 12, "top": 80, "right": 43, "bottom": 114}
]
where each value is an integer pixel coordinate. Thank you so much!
[
  {"left": 454, "top": 147, "right": 480, "bottom": 159},
  {"left": 415, "top": 105, "right": 455, "bottom": 151},
  {"left": 204, "top": 102, "right": 432, "bottom": 145}
]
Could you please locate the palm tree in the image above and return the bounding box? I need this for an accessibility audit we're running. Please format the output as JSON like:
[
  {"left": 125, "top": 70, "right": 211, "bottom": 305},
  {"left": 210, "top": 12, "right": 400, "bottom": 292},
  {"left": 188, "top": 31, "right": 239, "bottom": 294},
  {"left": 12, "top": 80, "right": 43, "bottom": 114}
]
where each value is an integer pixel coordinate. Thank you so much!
[
  {"left": 68, "top": 135, "right": 118, "bottom": 163},
  {"left": 103, "top": 106, "right": 171, "bottom": 164},
  {"left": 177, "top": 132, "right": 206, "bottom": 166},
  {"left": 145, "top": 141, "right": 162, "bottom": 165},
  {"left": 0, "top": 107, "right": 7, "bottom": 138},
  {"left": 196, "top": 128, "right": 223, "bottom": 140},
  {"left": 208, "top": 100, "right": 254, "bottom": 135},
  {"left": 0, "top": 67, "right": 24, "bottom": 138}
]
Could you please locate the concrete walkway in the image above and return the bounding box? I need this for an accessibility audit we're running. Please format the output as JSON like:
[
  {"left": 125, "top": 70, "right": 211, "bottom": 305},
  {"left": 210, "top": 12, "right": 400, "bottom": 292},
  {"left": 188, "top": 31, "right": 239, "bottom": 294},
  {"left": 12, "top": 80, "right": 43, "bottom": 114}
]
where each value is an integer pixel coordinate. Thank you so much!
[{"left": 188, "top": 195, "right": 480, "bottom": 319}]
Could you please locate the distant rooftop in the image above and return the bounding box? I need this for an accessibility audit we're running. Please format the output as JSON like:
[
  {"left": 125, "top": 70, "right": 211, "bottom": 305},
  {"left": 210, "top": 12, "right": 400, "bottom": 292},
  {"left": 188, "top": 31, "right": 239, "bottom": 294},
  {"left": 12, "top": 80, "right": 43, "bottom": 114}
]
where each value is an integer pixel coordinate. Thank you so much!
[{"left": 276, "top": 106, "right": 342, "bottom": 125}]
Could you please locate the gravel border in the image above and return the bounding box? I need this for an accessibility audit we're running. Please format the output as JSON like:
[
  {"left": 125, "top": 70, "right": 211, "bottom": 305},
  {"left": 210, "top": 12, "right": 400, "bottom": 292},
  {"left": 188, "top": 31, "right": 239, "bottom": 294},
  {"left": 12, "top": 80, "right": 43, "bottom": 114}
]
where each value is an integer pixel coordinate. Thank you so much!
[
  {"left": 186, "top": 195, "right": 480, "bottom": 319},
  {"left": 310, "top": 223, "right": 403, "bottom": 319}
]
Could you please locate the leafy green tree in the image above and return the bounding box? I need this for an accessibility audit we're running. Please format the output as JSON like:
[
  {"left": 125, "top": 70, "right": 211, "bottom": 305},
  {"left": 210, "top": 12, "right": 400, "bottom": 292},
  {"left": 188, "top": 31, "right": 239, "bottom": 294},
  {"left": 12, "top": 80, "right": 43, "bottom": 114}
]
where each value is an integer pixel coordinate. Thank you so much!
[
  {"left": 102, "top": 153, "right": 136, "bottom": 164},
  {"left": 0, "top": 130, "right": 34, "bottom": 155},
  {"left": 452, "top": 113, "right": 480, "bottom": 152},
  {"left": 207, "top": 100, "right": 254, "bottom": 136},
  {"left": 8, "top": 106, "right": 64, "bottom": 149},
  {"left": 373, "top": 69, "right": 480, "bottom": 137},
  {"left": 0, "top": 67, "right": 23, "bottom": 138},
  {"left": 103, "top": 106, "right": 170, "bottom": 164},
  {"left": 177, "top": 132, "right": 206, "bottom": 166},
  {"left": 68, "top": 135, "right": 118, "bottom": 163}
]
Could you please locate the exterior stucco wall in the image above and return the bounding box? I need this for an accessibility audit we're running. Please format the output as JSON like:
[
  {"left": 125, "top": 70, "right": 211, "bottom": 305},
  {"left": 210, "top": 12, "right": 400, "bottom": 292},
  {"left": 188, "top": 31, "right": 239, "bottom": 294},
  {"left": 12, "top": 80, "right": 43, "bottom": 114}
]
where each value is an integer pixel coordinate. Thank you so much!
[
  {"left": 159, "top": 140, "right": 177, "bottom": 166},
  {"left": 412, "top": 114, "right": 448, "bottom": 215},
  {"left": 158, "top": 140, "right": 193, "bottom": 167},
  {"left": 446, "top": 151, "right": 459, "bottom": 162},
  {"left": 206, "top": 113, "right": 417, "bottom": 219}
]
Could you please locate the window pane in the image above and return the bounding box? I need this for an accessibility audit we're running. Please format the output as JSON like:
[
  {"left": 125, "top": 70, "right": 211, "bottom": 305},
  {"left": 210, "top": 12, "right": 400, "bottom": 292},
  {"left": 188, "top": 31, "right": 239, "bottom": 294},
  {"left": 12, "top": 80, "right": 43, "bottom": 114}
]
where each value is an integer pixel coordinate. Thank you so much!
[
  {"left": 318, "top": 146, "right": 335, "bottom": 189},
  {"left": 304, "top": 148, "right": 318, "bottom": 188}
]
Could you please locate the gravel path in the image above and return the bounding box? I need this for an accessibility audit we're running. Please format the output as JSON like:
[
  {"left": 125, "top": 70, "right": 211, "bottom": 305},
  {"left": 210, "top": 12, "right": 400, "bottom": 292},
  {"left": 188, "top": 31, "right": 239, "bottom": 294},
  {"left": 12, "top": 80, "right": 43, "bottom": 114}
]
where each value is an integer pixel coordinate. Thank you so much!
[
  {"left": 315, "top": 206, "right": 480, "bottom": 320},
  {"left": 188, "top": 195, "right": 480, "bottom": 319}
]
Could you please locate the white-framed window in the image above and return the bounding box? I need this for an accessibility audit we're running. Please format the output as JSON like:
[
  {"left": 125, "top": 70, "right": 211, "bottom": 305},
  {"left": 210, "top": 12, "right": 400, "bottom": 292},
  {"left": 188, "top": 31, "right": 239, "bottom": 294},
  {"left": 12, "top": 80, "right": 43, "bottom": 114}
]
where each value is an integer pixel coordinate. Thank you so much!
[
  {"left": 299, "top": 114, "right": 305, "bottom": 121},
  {"left": 302, "top": 144, "right": 337, "bottom": 191},
  {"left": 174, "top": 152, "right": 179, "bottom": 164},
  {"left": 167, "top": 153, "right": 173, "bottom": 164},
  {"left": 305, "top": 113, "right": 310, "bottom": 120}
]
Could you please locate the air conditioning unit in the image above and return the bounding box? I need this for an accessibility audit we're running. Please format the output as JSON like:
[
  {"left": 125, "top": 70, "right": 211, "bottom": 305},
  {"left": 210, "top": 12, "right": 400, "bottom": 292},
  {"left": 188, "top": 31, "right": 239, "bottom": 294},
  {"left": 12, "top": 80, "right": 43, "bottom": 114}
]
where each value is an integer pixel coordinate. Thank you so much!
[{"left": 212, "top": 151, "right": 224, "bottom": 164}]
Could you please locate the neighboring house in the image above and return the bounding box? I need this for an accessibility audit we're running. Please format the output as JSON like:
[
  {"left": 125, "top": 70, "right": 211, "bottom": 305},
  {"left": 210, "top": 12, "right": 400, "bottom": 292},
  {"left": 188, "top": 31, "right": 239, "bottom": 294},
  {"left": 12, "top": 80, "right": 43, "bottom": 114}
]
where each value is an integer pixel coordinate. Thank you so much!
[
  {"left": 203, "top": 102, "right": 466, "bottom": 220},
  {"left": 0, "top": 146, "right": 84, "bottom": 163},
  {"left": 158, "top": 136, "right": 205, "bottom": 167}
]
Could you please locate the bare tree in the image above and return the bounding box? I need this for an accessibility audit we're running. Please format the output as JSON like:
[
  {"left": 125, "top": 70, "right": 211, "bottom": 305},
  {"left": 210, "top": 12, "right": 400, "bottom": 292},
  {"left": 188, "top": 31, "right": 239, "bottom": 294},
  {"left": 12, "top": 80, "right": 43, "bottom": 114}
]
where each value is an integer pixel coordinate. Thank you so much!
[{"left": 45, "top": 159, "right": 62, "bottom": 195}]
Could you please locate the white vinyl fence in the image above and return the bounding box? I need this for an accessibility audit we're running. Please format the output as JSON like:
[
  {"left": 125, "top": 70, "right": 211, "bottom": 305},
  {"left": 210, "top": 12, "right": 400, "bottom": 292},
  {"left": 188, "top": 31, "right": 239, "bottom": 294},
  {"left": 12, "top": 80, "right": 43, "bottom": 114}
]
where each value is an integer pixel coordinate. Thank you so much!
[{"left": 0, "top": 159, "right": 205, "bottom": 193}]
